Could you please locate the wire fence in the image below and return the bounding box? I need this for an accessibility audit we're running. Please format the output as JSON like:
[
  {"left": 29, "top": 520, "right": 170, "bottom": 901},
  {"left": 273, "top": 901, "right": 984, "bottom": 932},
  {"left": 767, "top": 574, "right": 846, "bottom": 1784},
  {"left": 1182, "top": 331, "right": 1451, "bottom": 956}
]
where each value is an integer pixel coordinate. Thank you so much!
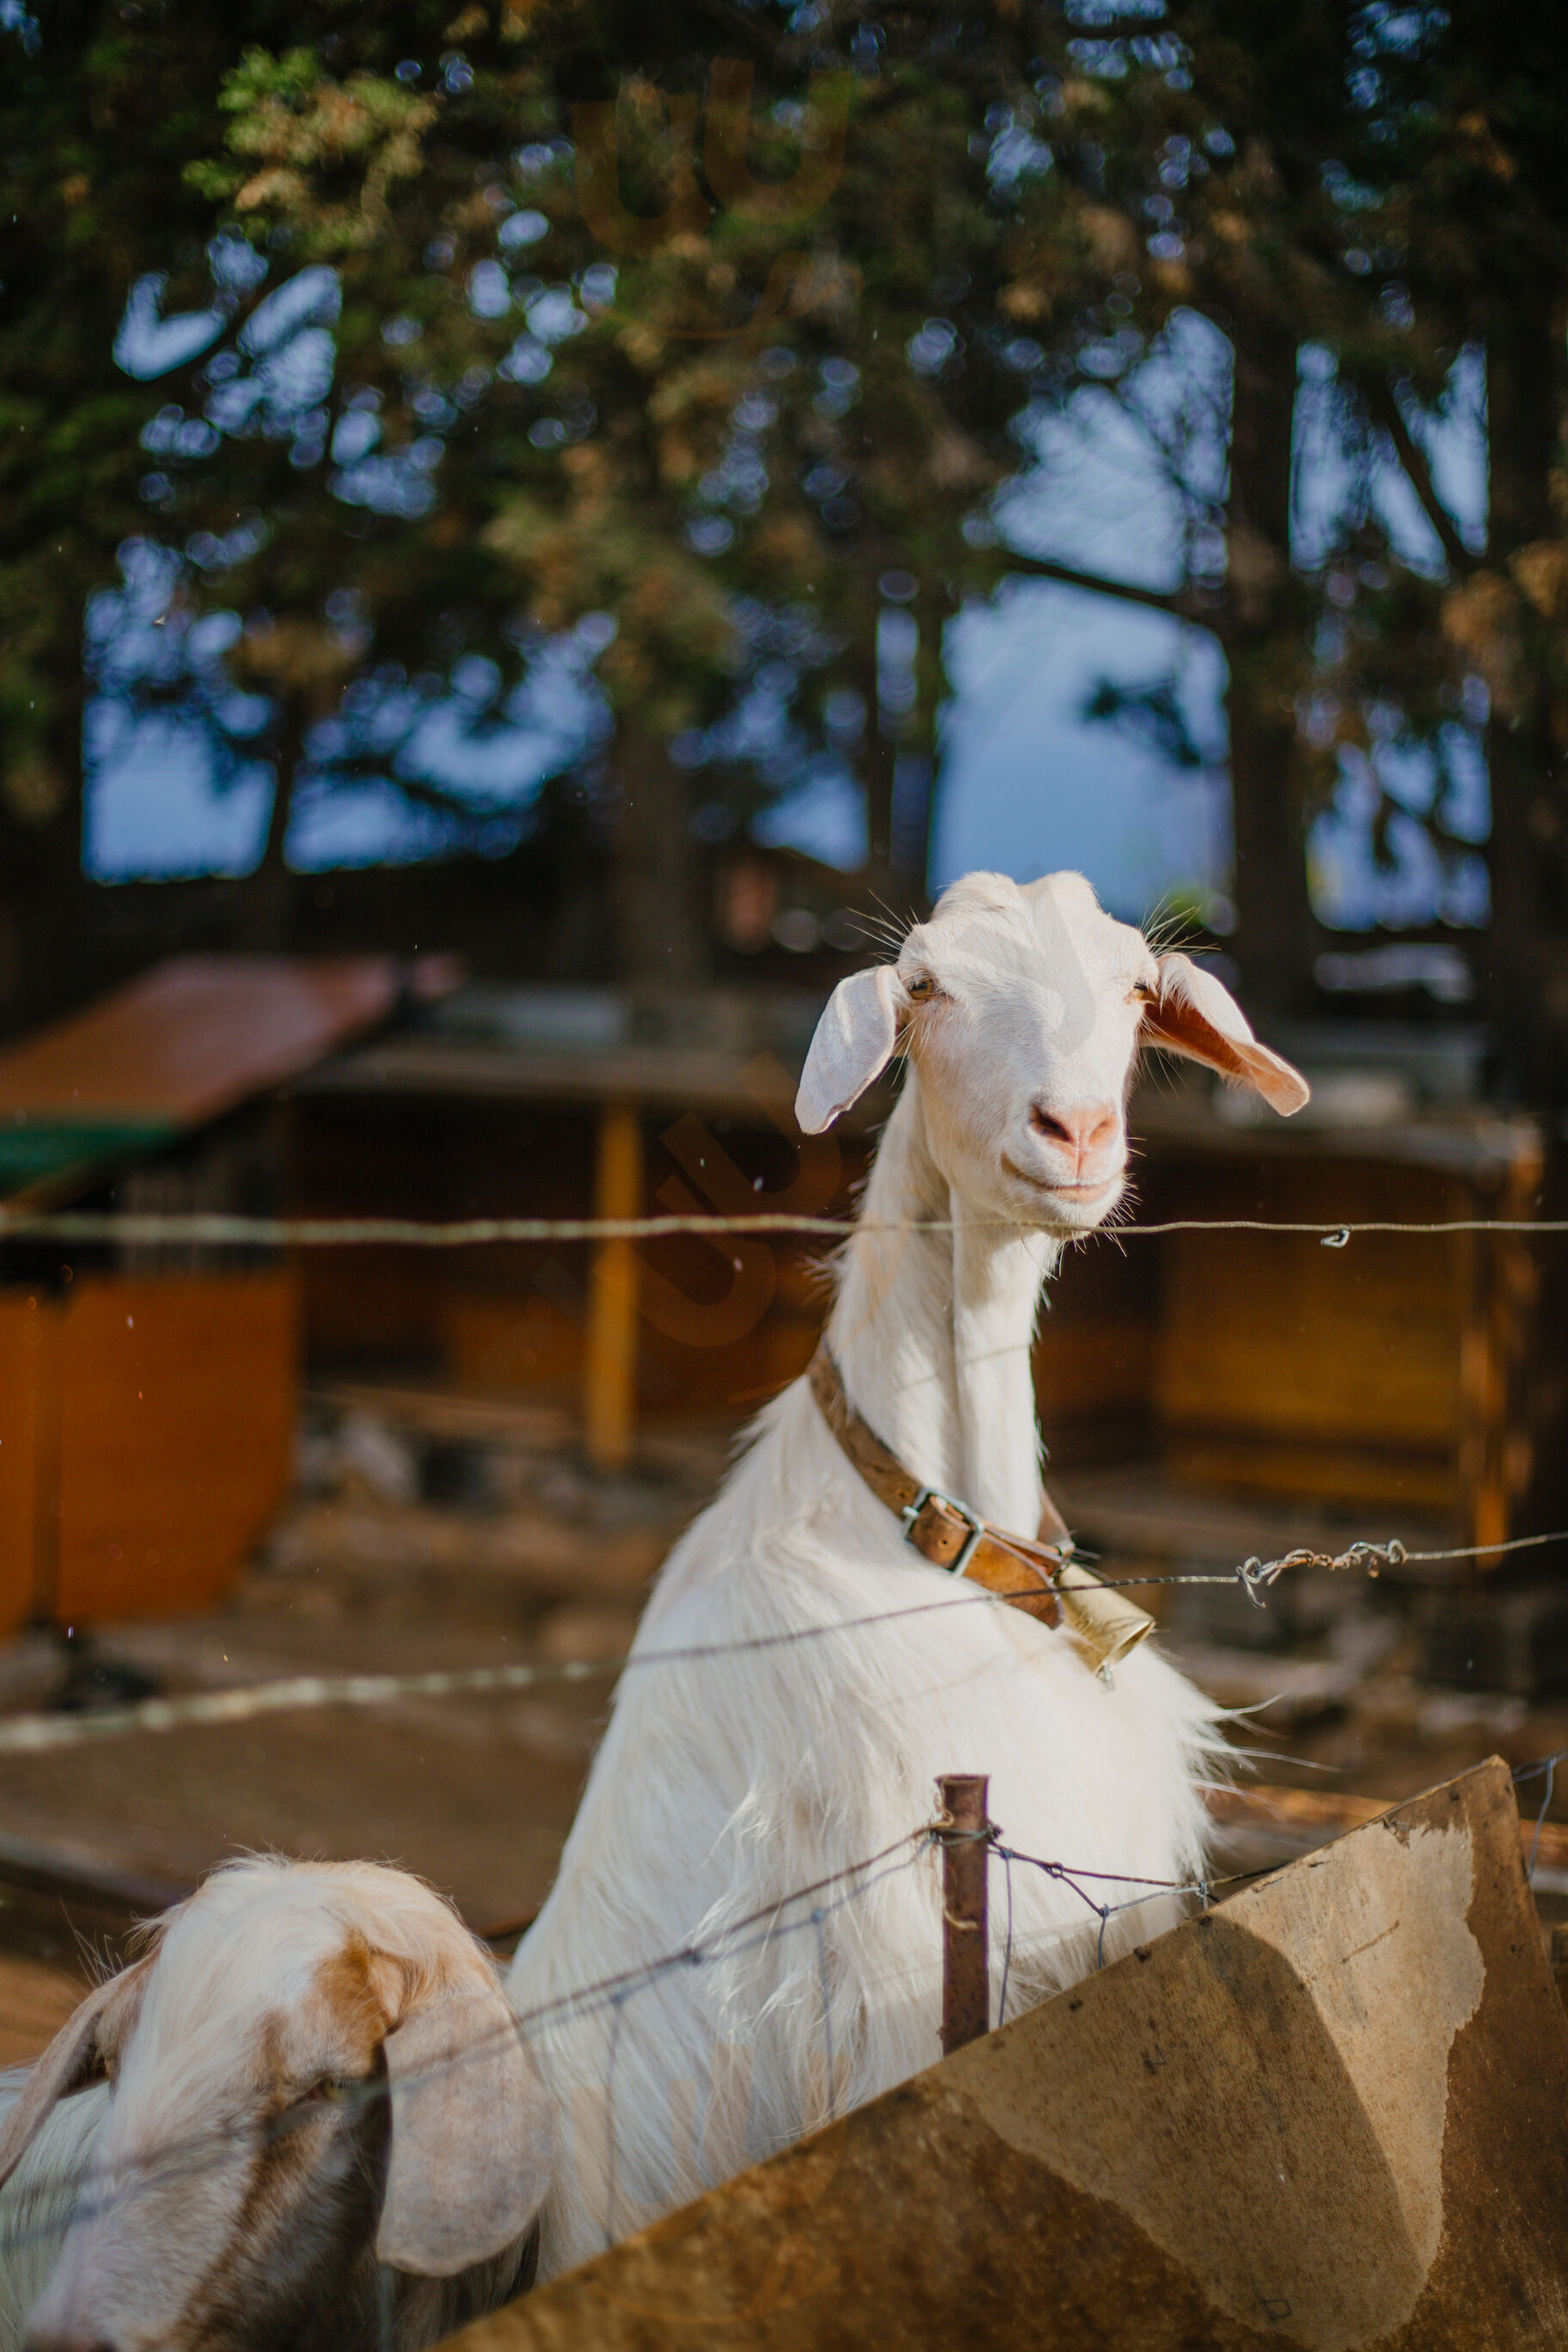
[
  {"left": 0, "top": 1816, "right": 959, "bottom": 2257},
  {"left": 0, "top": 1798, "right": 1300, "bottom": 2263},
  {"left": 2, "top": 1195, "right": 1555, "bottom": 1746},
  {"left": 4, "top": 1740, "right": 1563, "bottom": 2269},
  {"left": 0, "top": 1819, "right": 938, "bottom": 2259}
]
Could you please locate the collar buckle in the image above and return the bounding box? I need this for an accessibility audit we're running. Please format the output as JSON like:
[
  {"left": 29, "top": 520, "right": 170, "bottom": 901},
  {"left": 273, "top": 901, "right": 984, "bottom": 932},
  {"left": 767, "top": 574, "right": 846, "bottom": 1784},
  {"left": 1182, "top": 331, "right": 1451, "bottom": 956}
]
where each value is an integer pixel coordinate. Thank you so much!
[{"left": 900, "top": 1486, "right": 985, "bottom": 1576}]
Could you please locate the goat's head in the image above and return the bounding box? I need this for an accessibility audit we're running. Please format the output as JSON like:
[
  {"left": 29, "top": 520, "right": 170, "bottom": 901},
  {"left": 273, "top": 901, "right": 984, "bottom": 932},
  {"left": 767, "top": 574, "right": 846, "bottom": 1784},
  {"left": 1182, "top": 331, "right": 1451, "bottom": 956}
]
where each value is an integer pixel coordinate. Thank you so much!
[
  {"left": 2, "top": 1858, "right": 554, "bottom": 2352},
  {"left": 797, "top": 870, "right": 1308, "bottom": 1234}
]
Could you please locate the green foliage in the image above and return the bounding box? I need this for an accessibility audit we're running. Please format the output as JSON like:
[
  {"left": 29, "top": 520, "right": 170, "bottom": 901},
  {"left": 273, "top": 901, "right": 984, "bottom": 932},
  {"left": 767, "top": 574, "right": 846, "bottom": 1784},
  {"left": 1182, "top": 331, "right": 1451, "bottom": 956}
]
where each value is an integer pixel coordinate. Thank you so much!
[{"left": 187, "top": 47, "right": 439, "bottom": 254}]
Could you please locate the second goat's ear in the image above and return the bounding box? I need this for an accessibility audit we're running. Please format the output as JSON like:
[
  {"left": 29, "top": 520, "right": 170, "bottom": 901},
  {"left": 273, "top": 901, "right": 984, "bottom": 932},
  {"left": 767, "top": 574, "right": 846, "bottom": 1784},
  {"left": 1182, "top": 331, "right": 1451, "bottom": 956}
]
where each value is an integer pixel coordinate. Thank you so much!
[
  {"left": 1143, "top": 953, "right": 1310, "bottom": 1117},
  {"left": 795, "top": 965, "right": 903, "bottom": 1135},
  {"left": 0, "top": 1959, "right": 150, "bottom": 2192},
  {"left": 378, "top": 1977, "right": 555, "bottom": 2278}
]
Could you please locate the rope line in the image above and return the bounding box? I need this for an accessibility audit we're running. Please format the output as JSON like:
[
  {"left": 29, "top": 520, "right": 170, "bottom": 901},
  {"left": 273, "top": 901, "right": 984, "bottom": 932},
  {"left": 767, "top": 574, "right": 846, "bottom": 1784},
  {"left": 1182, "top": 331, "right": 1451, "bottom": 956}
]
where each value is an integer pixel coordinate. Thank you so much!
[{"left": 0, "top": 1209, "right": 1564, "bottom": 1249}]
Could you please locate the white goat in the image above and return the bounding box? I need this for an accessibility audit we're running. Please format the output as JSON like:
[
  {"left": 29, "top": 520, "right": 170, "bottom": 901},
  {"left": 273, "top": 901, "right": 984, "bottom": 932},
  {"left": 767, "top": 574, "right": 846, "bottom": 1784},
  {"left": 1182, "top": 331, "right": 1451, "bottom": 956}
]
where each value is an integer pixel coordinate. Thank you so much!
[
  {"left": 0, "top": 1858, "right": 554, "bottom": 2352},
  {"left": 508, "top": 869, "right": 1308, "bottom": 2280}
]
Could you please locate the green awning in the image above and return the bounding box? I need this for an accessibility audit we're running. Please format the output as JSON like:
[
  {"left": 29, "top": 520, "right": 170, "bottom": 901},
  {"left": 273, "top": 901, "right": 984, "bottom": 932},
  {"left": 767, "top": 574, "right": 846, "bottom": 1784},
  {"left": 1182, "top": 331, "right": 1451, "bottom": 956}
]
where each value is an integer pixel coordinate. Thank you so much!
[{"left": 0, "top": 1118, "right": 176, "bottom": 1201}]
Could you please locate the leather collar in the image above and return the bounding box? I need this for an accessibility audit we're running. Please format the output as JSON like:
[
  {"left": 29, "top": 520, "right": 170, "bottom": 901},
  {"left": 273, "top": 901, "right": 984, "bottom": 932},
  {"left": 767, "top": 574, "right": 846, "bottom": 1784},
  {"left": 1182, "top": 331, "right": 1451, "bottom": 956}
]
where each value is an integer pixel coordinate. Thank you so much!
[{"left": 807, "top": 1343, "right": 1069, "bottom": 1628}]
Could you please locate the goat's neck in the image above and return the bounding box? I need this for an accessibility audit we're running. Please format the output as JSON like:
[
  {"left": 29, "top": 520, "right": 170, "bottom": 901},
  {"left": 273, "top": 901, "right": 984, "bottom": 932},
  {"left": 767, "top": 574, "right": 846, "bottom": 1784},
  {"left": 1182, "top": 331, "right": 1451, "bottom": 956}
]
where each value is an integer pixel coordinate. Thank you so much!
[{"left": 826, "top": 1082, "right": 1056, "bottom": 1532}]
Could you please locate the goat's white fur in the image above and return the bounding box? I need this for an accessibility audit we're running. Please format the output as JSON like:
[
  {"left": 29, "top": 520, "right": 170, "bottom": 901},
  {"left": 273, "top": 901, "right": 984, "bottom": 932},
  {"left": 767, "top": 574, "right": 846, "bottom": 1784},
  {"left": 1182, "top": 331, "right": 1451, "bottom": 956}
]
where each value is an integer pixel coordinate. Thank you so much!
[
  {"left": 509, "top": 870, "right": 1307, "bottom": 2280},
  {"left": 0, "top": 1858, "right": 554, "bottom": 2352}
]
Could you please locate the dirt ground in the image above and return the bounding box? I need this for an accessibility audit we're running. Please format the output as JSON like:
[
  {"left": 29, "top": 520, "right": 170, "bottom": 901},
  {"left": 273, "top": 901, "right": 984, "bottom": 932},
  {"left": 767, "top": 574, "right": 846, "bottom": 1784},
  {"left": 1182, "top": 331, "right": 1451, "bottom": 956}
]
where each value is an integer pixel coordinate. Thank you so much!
[{"left": 0, "top": 1412, "right": 723, "bottom": 1932}]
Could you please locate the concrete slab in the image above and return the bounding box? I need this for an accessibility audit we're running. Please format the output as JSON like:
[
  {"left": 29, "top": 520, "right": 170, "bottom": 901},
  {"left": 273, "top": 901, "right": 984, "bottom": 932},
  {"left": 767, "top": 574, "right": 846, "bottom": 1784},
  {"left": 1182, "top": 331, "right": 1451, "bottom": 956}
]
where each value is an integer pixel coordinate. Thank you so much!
[{"left": 445, "top": 1757, "right": 1568, "bottom": 2351}]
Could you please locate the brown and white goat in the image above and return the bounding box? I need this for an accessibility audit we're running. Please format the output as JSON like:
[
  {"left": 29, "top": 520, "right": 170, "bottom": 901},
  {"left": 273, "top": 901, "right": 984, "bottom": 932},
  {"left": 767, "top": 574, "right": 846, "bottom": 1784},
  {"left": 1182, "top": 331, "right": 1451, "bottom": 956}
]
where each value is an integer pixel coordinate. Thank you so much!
[{"left": 0, "top": 1857, "right": 554, "bottom": 2352}]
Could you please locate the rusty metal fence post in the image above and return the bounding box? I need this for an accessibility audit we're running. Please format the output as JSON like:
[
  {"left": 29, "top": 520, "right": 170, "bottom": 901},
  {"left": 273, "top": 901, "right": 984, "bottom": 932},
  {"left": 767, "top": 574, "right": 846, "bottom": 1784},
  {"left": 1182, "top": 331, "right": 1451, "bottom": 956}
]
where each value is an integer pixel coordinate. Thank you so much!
[{"left": 936, "top": 1772, "right": 989, "bottom": 2056}]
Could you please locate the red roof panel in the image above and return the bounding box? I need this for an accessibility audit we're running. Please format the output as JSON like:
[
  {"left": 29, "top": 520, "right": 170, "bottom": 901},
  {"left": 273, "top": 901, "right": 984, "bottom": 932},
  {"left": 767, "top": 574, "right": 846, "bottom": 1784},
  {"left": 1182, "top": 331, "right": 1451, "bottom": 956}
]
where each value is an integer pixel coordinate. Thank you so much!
[{"left": 0, "top": 954, "right": 459, "bottom": 1129}]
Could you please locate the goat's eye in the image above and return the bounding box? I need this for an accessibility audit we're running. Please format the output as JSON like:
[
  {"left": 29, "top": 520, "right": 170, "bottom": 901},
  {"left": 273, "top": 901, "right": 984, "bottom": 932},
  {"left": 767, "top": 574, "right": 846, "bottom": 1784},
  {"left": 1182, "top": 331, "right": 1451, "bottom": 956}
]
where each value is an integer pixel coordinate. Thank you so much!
[
  {"left": 303, "top": 2076, "right": 363, "bottom": 2107},
  {"left": 904, "top": 973, "right": 936, "bottom": 1000},
  {"left": 1130, "top": 982, "right": 1158, "bottom": 1006}
]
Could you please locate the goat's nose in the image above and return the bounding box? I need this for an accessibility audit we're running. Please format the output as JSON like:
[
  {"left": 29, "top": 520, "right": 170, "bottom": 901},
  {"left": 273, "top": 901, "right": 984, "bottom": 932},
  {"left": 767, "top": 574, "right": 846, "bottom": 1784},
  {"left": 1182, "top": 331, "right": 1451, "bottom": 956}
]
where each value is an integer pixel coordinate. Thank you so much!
[{"left": 1028, "top": 1100, "right": 1119, "bottom": 1161}]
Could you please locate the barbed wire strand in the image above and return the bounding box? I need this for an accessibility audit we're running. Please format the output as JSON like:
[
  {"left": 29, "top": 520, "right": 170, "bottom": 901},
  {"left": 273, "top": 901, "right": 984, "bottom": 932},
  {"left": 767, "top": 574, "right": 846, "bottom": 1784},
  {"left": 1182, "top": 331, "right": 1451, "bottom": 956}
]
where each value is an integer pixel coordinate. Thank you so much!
[
  {"left": 0, "top": 1522, "right": 1564, "bottom": 1758},
  {"left": 513, "top": 1836, "right": 929, "bottom": 2042},
  {"left": 1, "top": 1826, "right": 1225, "bottom": 2261},
  {"left": 0, "top": 1209, "right": 1565, "bottom": 1249},
  {"left": 0, "top": 1827, "right": 1210, "bottom": 2256},
  {"left": 994, "top": 1842, "right": 1187, "bottom": 1973}
]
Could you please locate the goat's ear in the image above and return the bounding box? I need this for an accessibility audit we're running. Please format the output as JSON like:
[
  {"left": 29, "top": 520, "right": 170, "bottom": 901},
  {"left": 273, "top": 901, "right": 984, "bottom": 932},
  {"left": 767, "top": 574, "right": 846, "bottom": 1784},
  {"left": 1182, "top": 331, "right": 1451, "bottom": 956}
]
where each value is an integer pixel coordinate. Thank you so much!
[
  {"left": 1143, "top": 953, "right": 1310, "bottom": 1116},
  {"left": 377, "top": 1972, "right": 555, "bottom": 2279},
  {"left": 795, "top": 965, "right": 903, "bottom": 1135},
  {"left": 0, "top": 1960, "right": 150, "bottom": 2192}
]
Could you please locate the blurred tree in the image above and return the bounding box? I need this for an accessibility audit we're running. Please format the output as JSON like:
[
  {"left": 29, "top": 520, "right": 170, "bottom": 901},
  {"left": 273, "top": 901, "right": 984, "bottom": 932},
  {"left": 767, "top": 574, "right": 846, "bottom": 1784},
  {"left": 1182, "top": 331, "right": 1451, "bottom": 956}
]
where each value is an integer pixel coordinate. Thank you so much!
[
  {"left": 0, "top": 2, "right": 563, "bottom": 987},
  {"left": 988, "top": 1, "right": 1423, "bottom": 1014},
  {"left": 1008, "top": 0, "right": 1567, "bottom": 1067},
  {"left": 1343, "top": 0, "right": 1568, "bottom": 1099},
  {"left": 180, "top": 4, "right": 1071, "bottom": 973},
  {"left": 15, "top": 0, "right": 1566, "bottom": 1046},
  {"left": 0, "top": 0, "right": 262, "bottom": 1025},
  {"left": 96, "top": 21, "right": 597, "bottom": 956},
  {"left": 7, "top": 0, "right": 1416, "bottom": 1001},
  {"left": 198, "top": 3, "right": 1369, "bottom": 981}
]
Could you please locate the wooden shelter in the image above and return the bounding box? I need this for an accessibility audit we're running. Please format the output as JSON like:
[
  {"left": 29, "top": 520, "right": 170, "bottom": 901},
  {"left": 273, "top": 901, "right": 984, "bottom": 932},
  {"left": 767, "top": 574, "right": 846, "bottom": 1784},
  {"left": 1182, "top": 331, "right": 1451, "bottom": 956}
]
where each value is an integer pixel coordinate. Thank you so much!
[
  {"left": 0, "top": 953, "right": 456, "bottom": 1635},
  {"left": 297, "top": 995, "right": 1554, "bottom": 1553},
  {"left": 292, "top": 984, "right": 871, "bottom": 1471}
]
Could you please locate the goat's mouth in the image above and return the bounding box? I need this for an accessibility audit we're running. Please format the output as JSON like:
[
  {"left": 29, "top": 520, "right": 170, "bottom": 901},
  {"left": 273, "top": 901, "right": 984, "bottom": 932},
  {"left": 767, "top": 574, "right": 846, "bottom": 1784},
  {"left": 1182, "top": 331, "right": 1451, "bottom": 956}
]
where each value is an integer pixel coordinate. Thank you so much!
[{"left": 1000, "top": 1154, "right": 1124, "bottom": 1207}]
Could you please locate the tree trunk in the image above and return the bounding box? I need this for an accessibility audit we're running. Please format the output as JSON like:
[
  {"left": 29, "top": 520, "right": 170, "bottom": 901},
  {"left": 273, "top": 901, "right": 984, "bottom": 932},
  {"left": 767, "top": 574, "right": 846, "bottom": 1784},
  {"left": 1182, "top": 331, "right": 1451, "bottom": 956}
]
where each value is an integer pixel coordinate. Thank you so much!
[
  {"left": 860, "top": 616, "right": 900, "bottom": 919},
  {"left": 1222, "top": 656, "right": 1317, "bottom": 1020},
  {"left": 893, "top": 579, "right": 952, "bottom": 915},
  {"left": 0, "top": 803, "right": 92, "bottom": 1041},
  {"left": 1217, "top": 312, "right": 1319, "bottom": 1021},
  {"left": 0, "top": 661, "right": 94, "bottom": 1041},
  {"left": 1479, "top": 320, "right": 1568, "bottom": 1107},
  {"left": 237, "top": 699, "right": 304, "bottom": 953},
  {"left": 609, "top": 726, "right": 707, "bottom": 989},
  {"left": 859, "top": 581, "right": 947, "bottom": 924}
]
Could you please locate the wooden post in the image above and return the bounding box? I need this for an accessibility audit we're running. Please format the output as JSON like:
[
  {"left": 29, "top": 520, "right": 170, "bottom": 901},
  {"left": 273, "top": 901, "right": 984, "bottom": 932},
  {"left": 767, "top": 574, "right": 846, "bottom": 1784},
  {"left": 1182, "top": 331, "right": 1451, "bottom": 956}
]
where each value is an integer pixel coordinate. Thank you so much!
[
  {"left": 585, "top": 1101, "right": 642, "bottom": 1472},
  {"left": 937, "top": 1772, "right": 989, "bottom": 2057},
  {"left": 1460, "top": 1138, "right": 1543, "bottom": 1562},
  {"left": 1551, "top": 1926, "right": 1568, "bottom": 2019}
]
